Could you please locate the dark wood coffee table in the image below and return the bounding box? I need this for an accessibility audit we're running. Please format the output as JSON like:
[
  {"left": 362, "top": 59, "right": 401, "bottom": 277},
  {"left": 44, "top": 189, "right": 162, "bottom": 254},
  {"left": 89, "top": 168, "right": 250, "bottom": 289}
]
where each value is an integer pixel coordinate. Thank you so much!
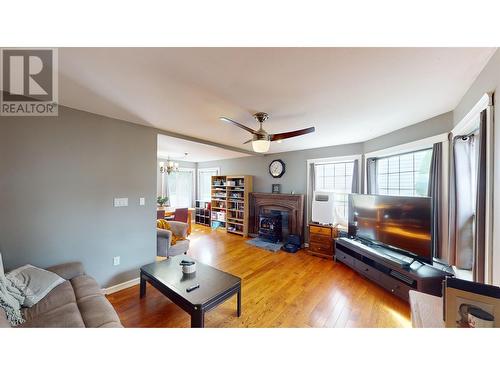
[{"left": 140, "top": 256, "right": 241, "bottom": 328}]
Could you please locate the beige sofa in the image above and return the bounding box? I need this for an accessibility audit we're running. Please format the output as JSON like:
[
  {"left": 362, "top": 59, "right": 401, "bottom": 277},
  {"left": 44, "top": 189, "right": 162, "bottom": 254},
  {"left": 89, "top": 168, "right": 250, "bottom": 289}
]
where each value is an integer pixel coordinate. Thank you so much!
[{"left": 0, "top": 262, "right": 122, "bottom": 328}]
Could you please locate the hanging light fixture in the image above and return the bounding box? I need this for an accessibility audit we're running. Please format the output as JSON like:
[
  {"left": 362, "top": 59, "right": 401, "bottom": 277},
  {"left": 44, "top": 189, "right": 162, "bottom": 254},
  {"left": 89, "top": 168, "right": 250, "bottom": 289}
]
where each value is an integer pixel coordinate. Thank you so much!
[
  {"left": 252, "top": 138, "right": 271, "bottom": 153},
  {"left": 159, "top": 158, "right": 179, "bottom": 174},
  {"left": 159, "top": 153, "right": 187, "bottom": 174},
  {"left": 165, "top": 158, "right": 179, "bottom": 174}
]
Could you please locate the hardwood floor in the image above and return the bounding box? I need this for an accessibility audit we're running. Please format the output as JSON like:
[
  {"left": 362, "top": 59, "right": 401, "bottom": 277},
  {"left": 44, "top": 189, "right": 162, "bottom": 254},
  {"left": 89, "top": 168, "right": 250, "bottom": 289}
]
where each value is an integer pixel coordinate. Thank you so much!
[{"left": 107, "top": 224, "right": 411, "bottom": 328}]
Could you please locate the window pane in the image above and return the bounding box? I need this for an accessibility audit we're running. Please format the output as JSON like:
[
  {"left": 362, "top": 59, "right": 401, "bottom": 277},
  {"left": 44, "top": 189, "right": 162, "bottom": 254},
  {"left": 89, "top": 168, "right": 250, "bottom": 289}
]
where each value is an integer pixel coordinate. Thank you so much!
[
  {"left": 324, "top": 164, "right": 334, "bottom": 177},
  {"left": 345, "top": 162, "right": 354, "bottom": 176},
  {"left": 345, "top": 175, "right": 353, "bottom": 191},
  {"left": 388, "top": 174, "right": 399, "bottom": 189},
  {"left": 414, "top": 150, "right": 426, "bottom": 166},
  {"left": 388, "top": 189, "right": 399, "bottom": 196},
  {"left": 334, "top": 163, "right": 345, "bottom": 176},
  {"left": 378, "top": 159, "right": 388, "bottom": 174},
  {"left": 324, "top": 176, "right": 334, "bottom": 190},
  {"left": 399, "top": 154, "right": 413, "bottom": 172},
  {"left": 415, "top": 172, "right": 429, "bottom": 196},
  {"left": 375, "top": 148, "right": 431, "bottom": 197},
  {"left": 388, "top": 156, "right": 399, "bottom": 173},
  {"left": 399, "top": 172, "right": 413, "bottom": 189},
  {"left": 334, "top": 176, "right": 346, "bottom": 190},
  {"left": 377, "top": 174, "right": 388, "bottom": 190}
]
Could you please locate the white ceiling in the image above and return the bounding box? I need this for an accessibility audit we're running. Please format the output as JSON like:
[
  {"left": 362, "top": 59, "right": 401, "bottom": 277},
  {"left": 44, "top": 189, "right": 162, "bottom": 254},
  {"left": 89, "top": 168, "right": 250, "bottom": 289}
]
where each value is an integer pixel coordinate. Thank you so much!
[
  {"left": 59, "top": 48, "right": 496, "bottom": 154},
  {"left": 157, "top": 134, "right": 248, "bottom": 162}
]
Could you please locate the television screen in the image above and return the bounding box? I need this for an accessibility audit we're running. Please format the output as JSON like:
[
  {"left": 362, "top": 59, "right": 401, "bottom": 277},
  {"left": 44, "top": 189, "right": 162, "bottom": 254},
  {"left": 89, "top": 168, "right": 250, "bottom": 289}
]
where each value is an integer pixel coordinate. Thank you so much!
[{"left": 348, "top": 194, "right": 432, "bottom": 264}]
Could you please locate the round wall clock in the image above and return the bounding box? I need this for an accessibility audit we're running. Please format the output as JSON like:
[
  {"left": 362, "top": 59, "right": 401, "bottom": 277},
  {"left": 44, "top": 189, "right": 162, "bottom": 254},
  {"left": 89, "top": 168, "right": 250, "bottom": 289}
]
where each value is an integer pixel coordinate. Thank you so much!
[{"left": 269, "top": 159, "right": 286, "bottom": 178}]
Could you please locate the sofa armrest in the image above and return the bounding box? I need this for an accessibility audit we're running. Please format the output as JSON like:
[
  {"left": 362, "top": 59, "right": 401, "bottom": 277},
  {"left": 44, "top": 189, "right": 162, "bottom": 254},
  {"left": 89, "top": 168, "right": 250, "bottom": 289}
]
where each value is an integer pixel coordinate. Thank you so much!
[
  {"left": 46, "top": 262, "right": 85, "bottom": 280},
  {"left": 157, "top": 228, "right": 172, "bottom": 247},
  {"left": 168, "top": 221, "right": 188, "bottom": 238}
]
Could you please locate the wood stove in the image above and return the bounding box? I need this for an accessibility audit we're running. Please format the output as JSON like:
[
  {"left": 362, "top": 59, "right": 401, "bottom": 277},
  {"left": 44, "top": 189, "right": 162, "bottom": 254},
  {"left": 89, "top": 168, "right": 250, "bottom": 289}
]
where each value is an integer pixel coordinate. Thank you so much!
[
  {"left": 249, "top": 193, "right": 305, "bottom": 240},
  {"left": 258, "top": 212, "right": 282, "bottom": 243}
]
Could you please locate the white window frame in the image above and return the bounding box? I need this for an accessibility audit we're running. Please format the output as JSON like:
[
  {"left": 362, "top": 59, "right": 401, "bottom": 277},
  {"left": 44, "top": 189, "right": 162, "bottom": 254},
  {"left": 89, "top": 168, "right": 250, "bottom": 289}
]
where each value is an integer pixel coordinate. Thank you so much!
[
  {"left": 373, "top": 147, "right": 433, "bottom": 197},
  {"left": 197, "top": 167, "right": 220, "bottom": 202},
  {"left": 306, "top": 154, "right": 362, "bottom": 229}
]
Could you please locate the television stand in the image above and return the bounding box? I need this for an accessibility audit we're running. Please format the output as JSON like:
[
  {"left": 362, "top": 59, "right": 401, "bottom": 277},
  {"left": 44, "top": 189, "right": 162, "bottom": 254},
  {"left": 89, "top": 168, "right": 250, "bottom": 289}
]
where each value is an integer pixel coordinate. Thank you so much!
[{"left": 335, "top": 238, "right": 452, "bottom": 302}]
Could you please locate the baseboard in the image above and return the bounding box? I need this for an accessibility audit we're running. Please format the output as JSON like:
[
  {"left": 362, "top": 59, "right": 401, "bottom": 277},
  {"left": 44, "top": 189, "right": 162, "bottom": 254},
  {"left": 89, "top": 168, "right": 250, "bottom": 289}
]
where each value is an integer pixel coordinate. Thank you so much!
[{"left": 102, "top": 277, "right": 140, "bottom": 295}]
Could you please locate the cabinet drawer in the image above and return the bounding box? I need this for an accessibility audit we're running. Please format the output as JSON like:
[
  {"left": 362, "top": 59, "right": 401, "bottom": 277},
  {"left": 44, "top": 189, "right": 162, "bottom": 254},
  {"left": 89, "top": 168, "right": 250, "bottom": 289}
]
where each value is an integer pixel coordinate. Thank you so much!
[
  {"left": 354, "top": 260, "right": 380, "bottom": 283},
  {"left": 309, "top": 233, "right": 332, "bottom": 244},
  {"left": 309, "top": 225, "right": 332, "bottom": 236},
  {"left": 309, "top": 240, "right": 333, "bottom": 256},
  {"left": 335, "top": 249, "right": 355, "bottom": 267},
  {"left": 379, "top": 273, "right": 412, "bottom": 301}
]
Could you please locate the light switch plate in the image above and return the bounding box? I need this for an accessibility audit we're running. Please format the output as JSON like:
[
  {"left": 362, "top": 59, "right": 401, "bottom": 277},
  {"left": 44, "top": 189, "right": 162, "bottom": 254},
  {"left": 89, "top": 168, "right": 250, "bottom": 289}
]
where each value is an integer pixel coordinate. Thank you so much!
[
  {"left": 114, "top": 197, "right": 128, "bottom": 207},
  {"left": 113, "top": 256, "right": 120, "bottom": 266},
  {"left": 139, "top": 197, "right": 145, "bottom": 206}
]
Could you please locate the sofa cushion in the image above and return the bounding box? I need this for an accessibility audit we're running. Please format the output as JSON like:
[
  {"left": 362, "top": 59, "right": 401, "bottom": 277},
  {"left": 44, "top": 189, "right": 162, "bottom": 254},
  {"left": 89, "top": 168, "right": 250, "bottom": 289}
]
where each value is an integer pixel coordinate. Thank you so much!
[
  {"left": 71, "top": 275, "right": 103, "bottom": 301},
  {"left": 77, "top": 295, "right": 122, "bottom": 328},
  {"left": 169, "top": 239, "right": 190, "bottom": 257},
  {"left": 19, "top": 302, "right": 85, "bottom": 328},
  {"left": 21, "top": 280, "right": 76, "bottom": 322},
  {"left": 7, "top": 265, "right": 65, "bottom": 307}
]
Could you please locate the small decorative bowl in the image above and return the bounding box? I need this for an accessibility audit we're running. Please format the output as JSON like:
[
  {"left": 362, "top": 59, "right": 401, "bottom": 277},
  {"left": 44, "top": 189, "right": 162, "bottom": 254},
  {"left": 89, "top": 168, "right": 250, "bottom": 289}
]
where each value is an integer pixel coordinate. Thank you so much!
[{"left": 182, "top": 263, "right": 196, "bottom": 274}]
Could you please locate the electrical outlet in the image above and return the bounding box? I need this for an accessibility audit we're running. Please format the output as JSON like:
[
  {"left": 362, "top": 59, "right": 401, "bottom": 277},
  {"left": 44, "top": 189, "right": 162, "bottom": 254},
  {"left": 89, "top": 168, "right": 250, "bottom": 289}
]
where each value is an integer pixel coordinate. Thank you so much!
[
  {"left": 139, "top": 197, "right": 145, "bottom": 206},
  {"left": 113, "top": 256, "right": 120, "bottom": 266}
]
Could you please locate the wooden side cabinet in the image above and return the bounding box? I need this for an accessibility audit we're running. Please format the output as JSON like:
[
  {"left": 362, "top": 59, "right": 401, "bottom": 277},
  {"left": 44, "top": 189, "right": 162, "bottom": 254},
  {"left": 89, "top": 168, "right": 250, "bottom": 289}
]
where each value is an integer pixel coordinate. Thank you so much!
[{"left": 308, "top": 223, "right": 337, "bottom": 259}]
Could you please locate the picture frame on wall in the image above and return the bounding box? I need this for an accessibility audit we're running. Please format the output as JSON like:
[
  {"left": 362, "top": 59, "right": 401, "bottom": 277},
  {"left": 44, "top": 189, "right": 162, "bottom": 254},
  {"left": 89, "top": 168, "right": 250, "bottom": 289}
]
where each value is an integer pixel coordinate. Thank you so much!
[
  {"left": 272, "top": 184, "right": 281, "bottom": 194},
  {"left": 443, "top": 277, "right": 500, "bottom": 328}
]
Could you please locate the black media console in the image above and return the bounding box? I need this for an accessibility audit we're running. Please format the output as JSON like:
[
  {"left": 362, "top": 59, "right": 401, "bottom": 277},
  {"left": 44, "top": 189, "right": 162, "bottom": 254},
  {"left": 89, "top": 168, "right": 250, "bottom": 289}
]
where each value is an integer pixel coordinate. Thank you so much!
[{"left": 335, "top": 238, "right": 452, "bottom": 302}]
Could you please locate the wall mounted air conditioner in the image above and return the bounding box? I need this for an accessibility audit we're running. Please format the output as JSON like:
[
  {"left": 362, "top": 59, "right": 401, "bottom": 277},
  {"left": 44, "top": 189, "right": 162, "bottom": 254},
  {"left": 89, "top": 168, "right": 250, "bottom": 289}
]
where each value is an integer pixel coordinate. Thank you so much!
[{"left": 311, "top": 191, "right": 335, "bottom": 225}]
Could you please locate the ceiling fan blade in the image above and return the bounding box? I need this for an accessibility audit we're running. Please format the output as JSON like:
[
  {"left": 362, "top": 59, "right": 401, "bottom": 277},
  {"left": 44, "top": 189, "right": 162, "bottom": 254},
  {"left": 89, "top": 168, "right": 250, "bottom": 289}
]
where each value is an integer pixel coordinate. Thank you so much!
[
  {"left": 220, "top": 117, "right": 257, "bottom": 135},
  {"left": 243, "top": 138, "right": 253, "bottom": 144},
  {"left": 270, "top": 126, "right": 315, "bottom": 141}
]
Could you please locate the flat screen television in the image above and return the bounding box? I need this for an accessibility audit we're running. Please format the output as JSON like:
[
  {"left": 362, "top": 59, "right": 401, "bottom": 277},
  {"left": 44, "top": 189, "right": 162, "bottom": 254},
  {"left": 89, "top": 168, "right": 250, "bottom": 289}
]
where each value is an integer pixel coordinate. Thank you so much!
[{"left": 347, "top": 194, "right": 432, "bottom": 264}]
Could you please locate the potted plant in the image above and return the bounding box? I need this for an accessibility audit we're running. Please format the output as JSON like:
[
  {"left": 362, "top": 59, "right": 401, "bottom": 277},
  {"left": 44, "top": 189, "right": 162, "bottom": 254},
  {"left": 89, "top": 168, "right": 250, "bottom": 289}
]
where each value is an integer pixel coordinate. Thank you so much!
[{"left": 157, "top": 196, "right": 169, "bottom": 207}]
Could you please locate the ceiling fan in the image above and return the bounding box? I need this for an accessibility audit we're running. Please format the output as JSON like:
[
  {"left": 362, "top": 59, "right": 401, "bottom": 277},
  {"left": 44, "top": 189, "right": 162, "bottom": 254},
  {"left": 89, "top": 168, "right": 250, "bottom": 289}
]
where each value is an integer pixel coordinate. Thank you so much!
[{"left": 219, "top": 112, "right": 315, "bottom": 153}]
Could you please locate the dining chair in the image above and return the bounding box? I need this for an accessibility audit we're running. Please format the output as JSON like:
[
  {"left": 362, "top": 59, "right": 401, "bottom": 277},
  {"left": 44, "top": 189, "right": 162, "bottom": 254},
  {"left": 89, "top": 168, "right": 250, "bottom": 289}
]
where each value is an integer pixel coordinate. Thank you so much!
[{"left": 167, "top": 208, "right": 189, "bottom": 223}]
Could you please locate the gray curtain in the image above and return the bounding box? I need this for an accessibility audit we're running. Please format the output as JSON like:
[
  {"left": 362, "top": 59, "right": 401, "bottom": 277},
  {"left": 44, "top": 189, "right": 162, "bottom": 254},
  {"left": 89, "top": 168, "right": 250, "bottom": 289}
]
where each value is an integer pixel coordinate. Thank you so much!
[
  {"left": 366, "top": 157, "right": 377, "bottom": 194},
  {"left": 351, "top": 159, "right": 360, "bottom": 193},
  {"left": 474, "top": 110, "right": 487, "bottom": 283},
  {"left": 307, "top": 163, "right": 316, "bottom": 225},
  {"left": 428, "top": 143, "right": 442, "bottom": 259},
  {"left": 449, "top": 134, "right": 476, "bottom": 270}
]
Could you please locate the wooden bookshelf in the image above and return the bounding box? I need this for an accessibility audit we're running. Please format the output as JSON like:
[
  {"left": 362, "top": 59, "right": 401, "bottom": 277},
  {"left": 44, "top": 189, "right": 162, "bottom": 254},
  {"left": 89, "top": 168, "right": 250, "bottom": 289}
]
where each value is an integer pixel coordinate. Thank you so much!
[{"left": 210, "top": 175, "right": 253, "bottom": 236}]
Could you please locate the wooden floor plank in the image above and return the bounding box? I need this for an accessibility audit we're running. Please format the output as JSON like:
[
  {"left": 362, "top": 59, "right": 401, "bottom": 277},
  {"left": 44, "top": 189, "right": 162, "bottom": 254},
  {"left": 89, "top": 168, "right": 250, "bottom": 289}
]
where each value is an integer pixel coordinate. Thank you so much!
[{"left": 107, "top": 224, "right": 411, "bottom": 328}]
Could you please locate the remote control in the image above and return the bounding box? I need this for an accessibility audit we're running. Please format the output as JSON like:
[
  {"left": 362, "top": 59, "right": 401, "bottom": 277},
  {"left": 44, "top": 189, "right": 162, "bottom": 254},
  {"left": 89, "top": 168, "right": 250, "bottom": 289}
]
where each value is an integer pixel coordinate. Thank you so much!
[{"left": 186, "top": 284, "right": 200, "bottom": 292}]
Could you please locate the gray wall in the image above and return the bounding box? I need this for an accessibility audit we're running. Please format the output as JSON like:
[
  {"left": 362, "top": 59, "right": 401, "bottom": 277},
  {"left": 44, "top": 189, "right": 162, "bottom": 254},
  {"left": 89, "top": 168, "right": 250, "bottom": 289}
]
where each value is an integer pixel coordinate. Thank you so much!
[
  {"left": 0, "top": 106, "right": 157, "bottom": 287},
  {"left": 363, "top": 112, "right": 453, "bottom": 153},
  {"left": 198, "top": 143, "right": 364, "bottom": 195},
  {"left": 453, "top": 48, "right": 500, "bottom": 285}
]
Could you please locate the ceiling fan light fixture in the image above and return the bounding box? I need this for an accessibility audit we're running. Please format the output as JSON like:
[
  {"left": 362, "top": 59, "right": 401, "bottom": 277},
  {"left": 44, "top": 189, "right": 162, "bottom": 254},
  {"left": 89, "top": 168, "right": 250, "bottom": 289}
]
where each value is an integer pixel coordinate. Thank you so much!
[{"left": 252, "top": 139, "right": 270, "bottom": 153}]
